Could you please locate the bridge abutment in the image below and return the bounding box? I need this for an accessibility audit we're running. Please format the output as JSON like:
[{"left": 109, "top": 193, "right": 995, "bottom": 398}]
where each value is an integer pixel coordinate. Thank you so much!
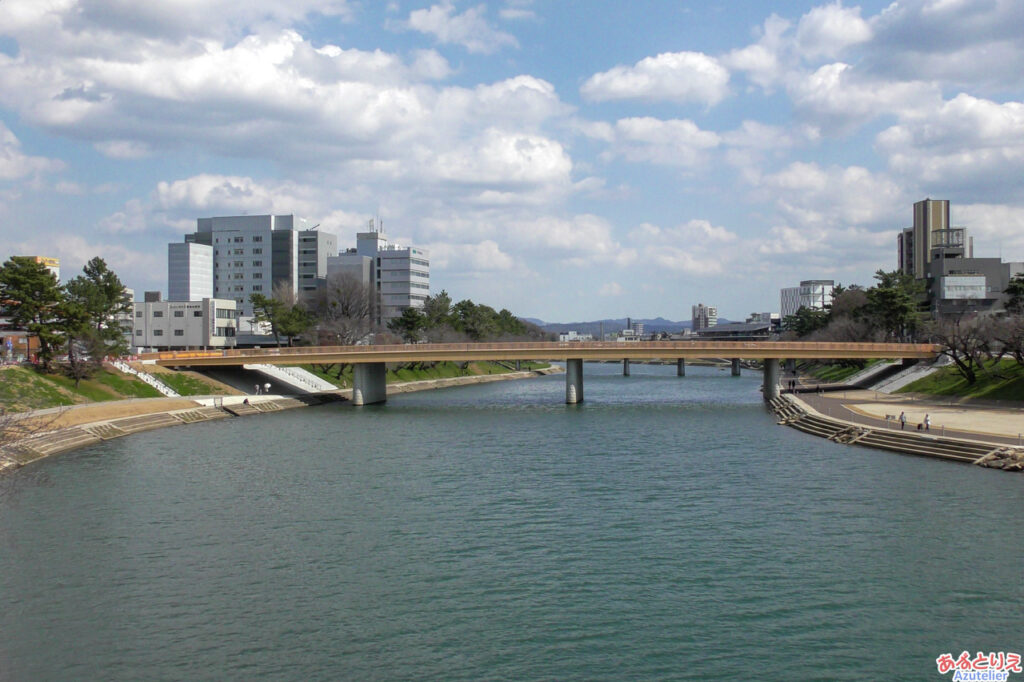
[
  {"left": 352, "top": 363, "right": 387, "bottom": 406},
  {"left": 623, "top": 358, "right": 630, "bottom": 376},
  {"left": 677, "top": 358, "right": 685, "bottom": 376},
  {"left": 731, "top": 358, "right": 741, "bottom": 376},
  {"left": 566, "top": 359, "right": 583, "bottom": 404},
  {"left": 762, "top": 358, "right": 780, "bottom": 401}
]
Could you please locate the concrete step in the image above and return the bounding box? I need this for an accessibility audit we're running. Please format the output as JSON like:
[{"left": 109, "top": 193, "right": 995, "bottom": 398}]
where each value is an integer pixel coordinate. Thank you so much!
[
  {"left": 222, "top": 403, "right": 262, "bottom": 417},
  {"left": 112, "top": 413, "right": 183, "bottom": 434},
  {"left": 84, "top": 422, "right": 129, "bottom": 440}
]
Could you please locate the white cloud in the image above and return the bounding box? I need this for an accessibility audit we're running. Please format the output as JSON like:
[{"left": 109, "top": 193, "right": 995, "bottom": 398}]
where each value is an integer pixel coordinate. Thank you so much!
[
  {"left": 723, "top": 15, "right": 791, "bottom": 91},
  {"left": 876, "top": 94, "right": 1024, "bottom": 200},
  {"left": 0, "top": 121, "right": 65, "bottom": 180},
  {"left": 955, "top": 204, "right": 1024, "bottom": 257},
  {"left": 610, "top": 117, "right": 720, "bottom": 167},
  {"left": 598, "top": 282, "right": 622, "bottom": 296},
  {"left": 407, "top": 1, "right": 518, "bottom": 54},
  {"left": 427, "top": 240, "right": 516, "bottom": 271},
  {"left": 795, "top": 2, "right": 871, "bottom": 60},
  {"left": 581, "top": 51, "right": 729, "bottom": 106},
  {"left": 95, "top": 140, "right": 151, "bottom": 159}
]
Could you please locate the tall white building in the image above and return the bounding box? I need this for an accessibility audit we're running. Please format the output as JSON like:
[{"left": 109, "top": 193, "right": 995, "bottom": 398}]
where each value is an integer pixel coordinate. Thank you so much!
[
  {"left": 354, "top": 222, "right": 430, "bottom": 327},
  {"left": 168, "top": 243, "right": 213, "bottom": 301},
  {"left": 691, "top": 303, "right": 718, "bottom": 331},
  {"left": 780, "top": 280, "right": 835, "bottom": 318},
  {"left": 170, "top": 214, "right": 337, "bottom": 316}
]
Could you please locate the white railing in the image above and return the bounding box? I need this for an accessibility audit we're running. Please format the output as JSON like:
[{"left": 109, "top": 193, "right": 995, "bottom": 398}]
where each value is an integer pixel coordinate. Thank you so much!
[
  {"left": 243, "top": 364, "right": 337, "bottom": 393},
  {"left": 111, "top": 359, "right": 181, "bottom": 397}
]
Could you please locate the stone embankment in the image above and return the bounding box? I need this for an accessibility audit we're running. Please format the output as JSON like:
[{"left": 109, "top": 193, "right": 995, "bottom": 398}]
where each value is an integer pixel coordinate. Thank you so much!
[
  {"left": 769, "top": 394, "right": 1024, "bottom": 472},
  {"left": 0, "top": 367, "right": 561, "bottom": 475}
]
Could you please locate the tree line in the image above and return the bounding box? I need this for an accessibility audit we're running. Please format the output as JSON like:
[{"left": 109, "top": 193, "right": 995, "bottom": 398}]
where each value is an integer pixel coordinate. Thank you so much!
[
  {"left": 249, "top": 273, "right": 549, "bottom": 346},
  {"left": 0, "top": 256, "right": 131, "bottom": 383},
  {"left": 783, "top": 268, "right": 1024, "bottom": 384}
]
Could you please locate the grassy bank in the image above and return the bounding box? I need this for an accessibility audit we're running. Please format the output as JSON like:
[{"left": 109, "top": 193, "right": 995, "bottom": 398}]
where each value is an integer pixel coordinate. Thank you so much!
[
  {"left": 301, "top": 360, "right": 549, "bottom": 389},
  {"left": 801, "top": 360, "right": 881, "bottom": 384},
  {"left": 898, "top": 359, "right": 1024, "bottom": 401},
  {"left": 0, "top": 365, "right": 163, "bottom": 412}
]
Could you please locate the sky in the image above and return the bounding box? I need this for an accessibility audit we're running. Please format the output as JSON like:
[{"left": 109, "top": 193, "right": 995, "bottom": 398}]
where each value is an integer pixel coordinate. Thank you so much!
[{"left": 1, "top": 0, "right": 1023, "bottom": 323}]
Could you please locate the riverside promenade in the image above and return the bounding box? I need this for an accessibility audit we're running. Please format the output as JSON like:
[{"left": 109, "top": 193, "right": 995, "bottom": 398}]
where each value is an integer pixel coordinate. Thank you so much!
[{"left": 791, "top": 386, "right": 1024, "bottom": 448}]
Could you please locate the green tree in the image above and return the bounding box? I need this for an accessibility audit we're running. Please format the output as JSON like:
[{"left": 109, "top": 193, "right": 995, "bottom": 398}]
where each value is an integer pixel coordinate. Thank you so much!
[
  {"left": 0, "top": 257, "right": 65, "bottom": 368},
  {"left": 276, "top": 304, "right": 313, "bottom": 346},
  {"left": 64, "top": 257, "right": 132, "bottom": 359},
  {"left": 421, "top": 290, "right": 453, "bottom": 329},
  {"left": 782, "top": 306, "right": 829, "bottom": 338},
  {"left": 866, "top": 269, "right": 925, "bottom": 341},
  {"left": 250, "top": 293, "right": 287, "bottom": 346},
  {"left": 388, "top": 306, "right": 426, "bottom": 342},
  {"left": 1004, "top": 273, "right": 1024, "bottom": 316}
]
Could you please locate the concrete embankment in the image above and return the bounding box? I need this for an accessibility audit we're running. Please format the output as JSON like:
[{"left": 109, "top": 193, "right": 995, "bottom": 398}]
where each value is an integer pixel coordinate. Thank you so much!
[
  {"left": 0, "top": 367, "right": 562, "bottom": 475},
  {"left": 768, "top": 393, "right": 1024, "bottom": 472}
]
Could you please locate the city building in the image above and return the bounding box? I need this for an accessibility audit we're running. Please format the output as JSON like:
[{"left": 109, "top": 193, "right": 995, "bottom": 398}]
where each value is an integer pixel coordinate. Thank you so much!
[
  {"left": 746, "top": 311, "right": 781, "bottom": 333},
  {"left": 171, "top": 214, "right": 336, "bottom": 316},
  {"left": 924, "top": 252, "right": 1024, "bottom": 317},
  {"left": 780, "top": 280, "right": 834, "bottom": 318},
  {"left": 128, "top": 293, "right": 237, "bottom": 351},
  {"left": 355, "top": 221, "right": 430, "bottom": 327},
  {"left": 558, "top": 330, "right": 592, "bottom": 342},
  {"left": 168, "top": 243, "right": 213, "bottom": 301},
  {"left": 691, "top": 303, "right": 718, "bottom": 331},
  {"left": 696, "top": 321, "right": 772, "bottom": 340},
  {"left": 898, "top": 198, "right": 973, "bottom": 280}
]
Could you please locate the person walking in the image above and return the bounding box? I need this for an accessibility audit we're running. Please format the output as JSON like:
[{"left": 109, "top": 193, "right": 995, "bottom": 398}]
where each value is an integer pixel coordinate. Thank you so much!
[
  {"left": 924, "top": 414, "right": 931, "bottom": 431},
  {"left": 899, "top": 412, "right": 906, "bottom": 430}
]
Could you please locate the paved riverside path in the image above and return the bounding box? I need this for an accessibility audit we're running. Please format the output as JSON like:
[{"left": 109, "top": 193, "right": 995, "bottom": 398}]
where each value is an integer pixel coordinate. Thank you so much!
[{"left": 790, "top": 386, "right": 1024, "bottom": 448}]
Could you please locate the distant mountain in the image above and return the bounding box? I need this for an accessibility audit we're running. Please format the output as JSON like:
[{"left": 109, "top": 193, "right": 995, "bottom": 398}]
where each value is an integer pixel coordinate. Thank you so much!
[{"left": 520, "top": 316, "right": 734, "bottom": 336}]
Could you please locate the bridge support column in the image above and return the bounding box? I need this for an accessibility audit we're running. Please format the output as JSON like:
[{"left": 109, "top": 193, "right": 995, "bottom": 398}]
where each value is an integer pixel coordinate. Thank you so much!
[
  {"left": 623, "top": 358, "right": 630, "bottom": 376},
  {"left": 677, "top": 358, "right": 685, "bottom": 377},
  {"left": 566, "top": 359, "right": 583, "bottom": 404},
  {"left": 731, "top": 358, "right": 741, "bottom": 376},
  {"left": 515, "top": 360, "right": 521, "bottom": 371},
  {"left": 763, "top": 358, "right": 781, "bottom": 401},
  {"left": 352, "top": 362, "right": 387, "bottom": 406}
]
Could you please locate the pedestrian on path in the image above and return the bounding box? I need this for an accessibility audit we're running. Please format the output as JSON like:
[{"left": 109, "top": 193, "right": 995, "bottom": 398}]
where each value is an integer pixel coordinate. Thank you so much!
[
  {"left": 924, "top": 414, "right": 931, "bottom": 431},
  {"left": 899, "top": 411, "right": 906, "bottom": 430}
]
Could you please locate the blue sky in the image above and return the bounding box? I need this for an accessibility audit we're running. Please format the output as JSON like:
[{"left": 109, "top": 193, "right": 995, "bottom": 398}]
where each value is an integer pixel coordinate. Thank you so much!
[{"left": 2, "top": 0, "right": 1023, "bottom": 322}]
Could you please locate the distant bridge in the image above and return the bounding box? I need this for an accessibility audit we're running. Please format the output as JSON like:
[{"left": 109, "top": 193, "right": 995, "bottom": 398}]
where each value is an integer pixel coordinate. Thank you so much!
[{"left": 148, "top": 341, "right": 938, "bottom": 405}]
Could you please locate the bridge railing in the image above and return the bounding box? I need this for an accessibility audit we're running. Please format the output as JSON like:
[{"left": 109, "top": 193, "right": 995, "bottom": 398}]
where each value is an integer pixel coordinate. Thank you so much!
[{"left": 144, "top": 340, "right": 939, "bottom": 363}]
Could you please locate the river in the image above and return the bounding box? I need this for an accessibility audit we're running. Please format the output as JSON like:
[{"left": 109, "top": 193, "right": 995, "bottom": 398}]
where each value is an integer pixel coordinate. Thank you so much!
[{"left": 0, "top": 362, "right": 1020, "bottom": 680}]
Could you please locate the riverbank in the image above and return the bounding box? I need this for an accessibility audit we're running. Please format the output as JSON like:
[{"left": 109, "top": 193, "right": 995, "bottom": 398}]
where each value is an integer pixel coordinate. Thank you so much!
[
  {"left": 0, "top": 366, "right": 563, "bottom": 474},
  {"left": 769, "top": 391, "right": 1024, "bottom": 471}
]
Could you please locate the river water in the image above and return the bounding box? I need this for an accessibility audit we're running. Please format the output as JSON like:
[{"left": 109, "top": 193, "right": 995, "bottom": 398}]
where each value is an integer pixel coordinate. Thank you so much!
[{"left": 0, "top": 363, "right": 1021, "bottom": 680}]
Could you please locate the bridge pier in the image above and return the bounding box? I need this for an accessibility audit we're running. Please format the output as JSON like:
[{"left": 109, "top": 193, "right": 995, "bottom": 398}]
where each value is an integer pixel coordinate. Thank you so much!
[
  {"left": 566, "top": 359, "right": 583, "bottom": 404},
  {"left": 677, "top": 358, "right": 685, "bottom": 376},
  {"left": 623, "top": 358, "right": 630, "bottom": 376},
  {"left": 731, "top": 358, "right": 741, "bottom": 376},
  {"left": 352, "top": 362, "right": 387, "bottom": 406},
  {"left": 762, "top": 358, "right": 781, "bottom": 401},
  {"left": 515, "top": 360, "right": 521, "bottom": 371}
]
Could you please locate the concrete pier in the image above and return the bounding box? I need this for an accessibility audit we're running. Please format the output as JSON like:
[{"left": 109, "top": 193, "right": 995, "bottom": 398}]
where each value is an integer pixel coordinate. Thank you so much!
[
  {"left": 762, "top": 358, "right": 780, "bottom": 401},
  {"left": 566, "top": 359, "right": 583, "bottom": 404},
  {"left": 623, "top": 358, "right": 630, "bottom": 376},
  {"left": 731, "top": 358, "right": 741, "bottom": 376},
  {"left": 352, "top": 362, "right": 388, "bottom": 406},
  {"left": 677, "top": 358, "right": 685, "bottom": 377}
]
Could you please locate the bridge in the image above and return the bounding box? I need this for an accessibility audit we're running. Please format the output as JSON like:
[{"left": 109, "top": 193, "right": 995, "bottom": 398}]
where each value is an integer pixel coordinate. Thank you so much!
[{"left": 149, "top": 341, "right": 938, "bottom": 405}]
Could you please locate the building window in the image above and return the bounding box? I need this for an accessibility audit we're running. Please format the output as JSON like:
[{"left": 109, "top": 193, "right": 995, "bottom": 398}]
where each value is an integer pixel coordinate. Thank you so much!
[
  {"left": 233, "top": 236, "right": 244, "bottom": 243},
  {"left": 252, "top": 273, "right": 262, "bottom": 279},
  {"left": 174, "top": 329, "right": 184, "bottom": 336},
  {"left": 135, "top": 330, "right": 142, "bottom": 336},
  {"left": 153, "top": 311, "right": 163, "bottom": 317},
  {"left": 153, "top": 329, "right": 163, "bottom": 336},
  {"left": 135, "top": 311, "right": 143, "bottom": 318},
  {"left": 193, "top": 311, "right": 203, "bottom": 317},
  {"left": 252, "top": 285, "right": 262, "bottom": 291},
  {"left": 234, "top": 273, "right": 244, "bottom": 279},
  {"left": 233, "top": 249, "right": 244, "bottom": 255},
  {"left": 252, "top": 248, "right": 262, "bottom": 255},
  {"left": 173, "top": 310, "right": 184, "bottom": 317},
  {"left": 233, "top": 261, "right": 244, "bottom": 267},
  {"left": 252, "top": 260, "right": 262, "bottom": 266},
  {"left": 252, "top": 235, "right": 262, "bottom": 242}
]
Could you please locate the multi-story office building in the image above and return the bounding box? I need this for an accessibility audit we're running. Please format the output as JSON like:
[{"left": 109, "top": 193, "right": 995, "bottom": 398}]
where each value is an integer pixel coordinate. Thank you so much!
[
  {"left": 352, "top": 223, "right": 430, "bottom": 327},
  {"left": 780, "top": 280, "right": 834, "bottom": 318},
  {"left": 168, "top": 243, "right": 213, "bottom": 301},
  {"left": 691, "top": 303, "right": 718, "bottom": 331},
  {"left": 171, "top": 215, "right": 336, "bottom": 316},
  {"left": 129, "top": 294, "right": 237, "bottom": 351},
  {"left": 898, "top": 199, "right": 974, "bottom": 279}
]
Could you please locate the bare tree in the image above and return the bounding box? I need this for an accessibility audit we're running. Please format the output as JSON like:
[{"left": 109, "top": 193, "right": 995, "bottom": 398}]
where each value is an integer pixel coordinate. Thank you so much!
[
  {"left": 308, "top": 273, "right": 377, "bottom": 346},
  {"left": 928, "top": 315, "right": 996, "bottom": 385}
]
